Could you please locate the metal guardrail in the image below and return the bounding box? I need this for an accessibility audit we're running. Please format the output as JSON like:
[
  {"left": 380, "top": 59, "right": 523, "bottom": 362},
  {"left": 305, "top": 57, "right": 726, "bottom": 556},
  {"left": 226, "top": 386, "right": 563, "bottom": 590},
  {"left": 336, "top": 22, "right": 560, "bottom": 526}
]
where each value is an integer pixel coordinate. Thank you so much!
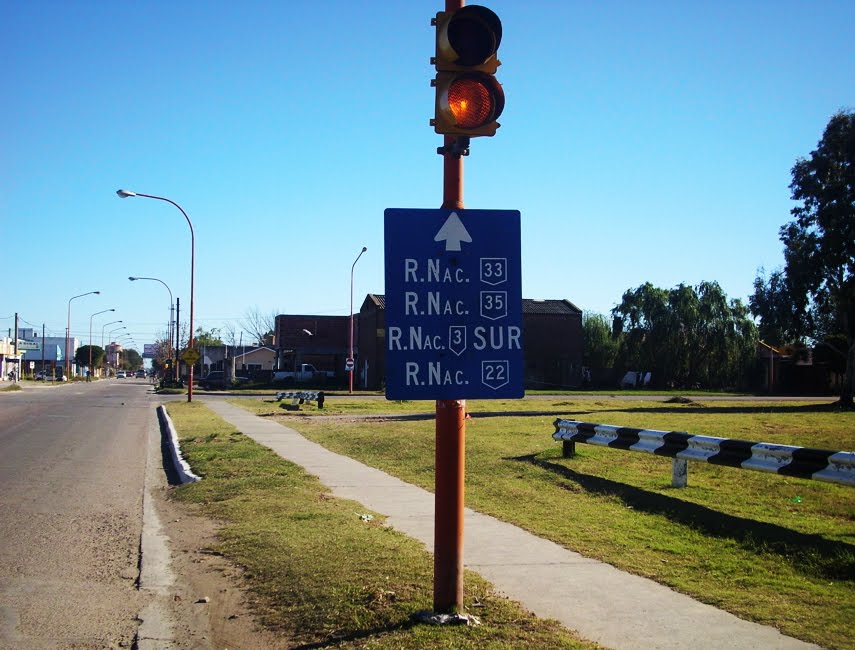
[
  {"left": 275, "top": 391, "right": 324, "bottom": 410},
  {"left": 553, "top": 419, "right": 855, "bottom": 488},
  {"left": 276, "top": 391, "right": 319, "bottom": 402}
]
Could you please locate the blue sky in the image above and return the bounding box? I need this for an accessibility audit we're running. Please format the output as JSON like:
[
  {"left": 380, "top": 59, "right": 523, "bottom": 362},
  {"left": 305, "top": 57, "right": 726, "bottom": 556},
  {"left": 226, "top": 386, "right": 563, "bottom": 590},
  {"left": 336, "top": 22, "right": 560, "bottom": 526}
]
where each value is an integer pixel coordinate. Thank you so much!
[{"left": 3, "top": 0, "right": 853, "bottom": 350}]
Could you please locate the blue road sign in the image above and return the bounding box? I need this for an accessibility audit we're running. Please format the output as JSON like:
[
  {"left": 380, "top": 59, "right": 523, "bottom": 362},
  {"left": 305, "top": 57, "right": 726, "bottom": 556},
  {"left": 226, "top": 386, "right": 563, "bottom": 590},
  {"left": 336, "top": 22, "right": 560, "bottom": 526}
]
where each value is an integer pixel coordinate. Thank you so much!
[{"left": 384, "top": 208, "right": 523, "bottom": 400}]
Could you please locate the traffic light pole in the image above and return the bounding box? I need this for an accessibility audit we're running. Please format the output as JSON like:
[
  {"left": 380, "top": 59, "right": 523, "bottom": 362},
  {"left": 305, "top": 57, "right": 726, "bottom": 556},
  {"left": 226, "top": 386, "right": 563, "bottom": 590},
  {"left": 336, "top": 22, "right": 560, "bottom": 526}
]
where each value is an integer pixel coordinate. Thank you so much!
[
  {"left": 435, "top": 117, "right": 466, "bottom": 617},
  {"left": 431, "top": 0, "right": 505, "bottom": 616}
]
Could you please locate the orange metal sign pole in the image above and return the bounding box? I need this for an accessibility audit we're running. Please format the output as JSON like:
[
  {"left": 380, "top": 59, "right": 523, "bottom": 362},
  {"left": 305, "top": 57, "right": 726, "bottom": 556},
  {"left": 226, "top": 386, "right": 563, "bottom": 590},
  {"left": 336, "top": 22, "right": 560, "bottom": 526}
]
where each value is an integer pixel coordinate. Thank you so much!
[{"left": 434, "top": 107, "right": 466, "bottom": 617}]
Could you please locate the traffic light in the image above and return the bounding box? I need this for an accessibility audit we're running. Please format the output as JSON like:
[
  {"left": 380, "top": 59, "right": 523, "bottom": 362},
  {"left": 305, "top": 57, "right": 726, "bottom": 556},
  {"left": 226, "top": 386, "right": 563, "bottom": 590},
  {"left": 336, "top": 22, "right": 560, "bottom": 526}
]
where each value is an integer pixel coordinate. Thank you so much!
[{"left": 432, "top": 5, "right": 504, "bottom": 137}]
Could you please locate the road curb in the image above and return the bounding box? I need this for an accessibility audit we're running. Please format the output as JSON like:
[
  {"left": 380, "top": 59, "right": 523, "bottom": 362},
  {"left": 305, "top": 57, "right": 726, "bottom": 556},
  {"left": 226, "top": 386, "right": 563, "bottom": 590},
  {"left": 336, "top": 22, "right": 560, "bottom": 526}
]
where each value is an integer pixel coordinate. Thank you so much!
[{"left": 156, "top": 405, "right": 200, "bottom": 484}]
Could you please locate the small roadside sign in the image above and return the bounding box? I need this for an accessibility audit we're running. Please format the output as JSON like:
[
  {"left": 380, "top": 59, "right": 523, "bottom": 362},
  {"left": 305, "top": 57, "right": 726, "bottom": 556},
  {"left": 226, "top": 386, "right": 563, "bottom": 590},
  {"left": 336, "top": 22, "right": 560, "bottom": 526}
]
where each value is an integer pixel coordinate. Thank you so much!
[{"left": 181, "top": 348, "right": 200, "bottom": 365}]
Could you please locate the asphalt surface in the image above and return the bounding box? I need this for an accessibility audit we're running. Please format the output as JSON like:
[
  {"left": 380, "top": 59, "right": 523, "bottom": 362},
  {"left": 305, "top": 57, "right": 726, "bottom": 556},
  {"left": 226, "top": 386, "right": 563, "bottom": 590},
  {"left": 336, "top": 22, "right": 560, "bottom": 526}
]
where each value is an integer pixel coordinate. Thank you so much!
[
  {"left": 203, "top": 398, "right": 822, "bottom": 650},
  {"left": 0, "top": 380, "right": 152, "bottom": 647},
  {"left": 0, "top": 379, "right": 183, "bottom": 649}
]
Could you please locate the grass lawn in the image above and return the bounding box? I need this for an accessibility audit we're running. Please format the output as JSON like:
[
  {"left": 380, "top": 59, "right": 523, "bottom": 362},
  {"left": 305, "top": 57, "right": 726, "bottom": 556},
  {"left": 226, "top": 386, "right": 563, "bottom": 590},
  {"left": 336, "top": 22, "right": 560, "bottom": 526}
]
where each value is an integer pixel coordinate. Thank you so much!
[
  {"left": 234, "top": 396, "right": 855, "bottom": 650},
  {"left": 166, "top": 401, "right": 598, "bottom": 649}
]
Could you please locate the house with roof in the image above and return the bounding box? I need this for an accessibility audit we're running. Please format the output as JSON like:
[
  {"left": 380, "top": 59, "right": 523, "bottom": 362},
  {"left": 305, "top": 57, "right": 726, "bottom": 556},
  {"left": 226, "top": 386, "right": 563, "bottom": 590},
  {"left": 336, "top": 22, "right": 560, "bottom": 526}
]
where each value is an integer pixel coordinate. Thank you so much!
[{"left": 233, "top": 346, "right": 277, "bottom": 374}]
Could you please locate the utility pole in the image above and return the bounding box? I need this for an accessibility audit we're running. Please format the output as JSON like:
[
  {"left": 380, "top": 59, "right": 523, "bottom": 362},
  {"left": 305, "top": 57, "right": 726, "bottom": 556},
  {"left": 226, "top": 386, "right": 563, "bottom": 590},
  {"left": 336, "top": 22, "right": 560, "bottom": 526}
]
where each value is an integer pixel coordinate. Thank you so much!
[{"left": 13, "top": 313, "right": 19, "bottom": 381}]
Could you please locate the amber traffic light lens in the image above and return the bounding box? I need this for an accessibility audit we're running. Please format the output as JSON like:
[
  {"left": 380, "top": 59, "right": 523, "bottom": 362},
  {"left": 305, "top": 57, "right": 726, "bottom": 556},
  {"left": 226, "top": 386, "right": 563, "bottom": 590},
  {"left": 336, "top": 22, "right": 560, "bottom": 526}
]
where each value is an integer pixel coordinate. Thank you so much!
[
  {"left": 447, "top": 75, "right": 504, "bottom": 129},
  {"left": 449, "top": 78, "right": 492, "bottom": 128}
]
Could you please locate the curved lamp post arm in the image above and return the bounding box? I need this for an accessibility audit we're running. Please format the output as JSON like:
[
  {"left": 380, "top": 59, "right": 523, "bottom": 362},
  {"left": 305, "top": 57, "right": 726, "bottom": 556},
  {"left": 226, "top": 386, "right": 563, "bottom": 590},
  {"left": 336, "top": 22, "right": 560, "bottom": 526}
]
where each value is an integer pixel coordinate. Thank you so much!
[
  {"left": 128, "top": 276, "right": 173, "bottom": 307},
  {"left": 89, "top": 309, "right": 115, "bottom": 377},
  {"left": 349, "top": 246, "right": 368, "bottom": 394},
  {"left": 129, "top": 276, "right": 174, "bottom": 354},
  {"left": 66, "top": 290, "right": 100, "bottom": 378},
  {"left": 118, "top": 189, "right": 195, "bottom": 401},
  {"left": 101, "top": 320, "right": 122, "bottom": 350}
]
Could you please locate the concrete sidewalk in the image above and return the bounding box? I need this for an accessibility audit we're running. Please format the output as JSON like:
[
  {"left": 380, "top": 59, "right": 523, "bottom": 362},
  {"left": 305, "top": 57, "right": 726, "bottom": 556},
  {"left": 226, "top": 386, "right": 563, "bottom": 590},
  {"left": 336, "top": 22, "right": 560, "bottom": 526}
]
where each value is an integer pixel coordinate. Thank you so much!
[{"left": 203, "top": 400, "right": 819, "bottom": 650}]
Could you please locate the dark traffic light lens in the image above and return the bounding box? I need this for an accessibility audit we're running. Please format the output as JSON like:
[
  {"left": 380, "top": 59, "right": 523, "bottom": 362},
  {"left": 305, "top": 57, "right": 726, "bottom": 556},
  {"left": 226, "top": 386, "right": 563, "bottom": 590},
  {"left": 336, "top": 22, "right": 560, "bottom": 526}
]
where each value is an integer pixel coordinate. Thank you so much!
[{"left": 447, "top": 5, "right": 502, "bottom": 66}]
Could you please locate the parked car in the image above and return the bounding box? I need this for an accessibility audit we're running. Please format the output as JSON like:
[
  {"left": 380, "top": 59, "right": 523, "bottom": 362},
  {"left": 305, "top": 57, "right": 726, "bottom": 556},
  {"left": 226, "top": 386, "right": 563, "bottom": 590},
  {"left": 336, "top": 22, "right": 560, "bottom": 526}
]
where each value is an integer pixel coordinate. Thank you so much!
[
  {"left": 35, "top": 371, "right": 66, "bottom": 381},
  {"left": 116, "top": 371, "right": 127, "bottom": 378},
  {"left": 272, "top": 363, "right": 335, "bottom": 384},
  {"left": 135, "top": 369, "right": 146, "bottom": 378},
  {"left": 197, "top": 371, "right": 250, "bottom": 390}
]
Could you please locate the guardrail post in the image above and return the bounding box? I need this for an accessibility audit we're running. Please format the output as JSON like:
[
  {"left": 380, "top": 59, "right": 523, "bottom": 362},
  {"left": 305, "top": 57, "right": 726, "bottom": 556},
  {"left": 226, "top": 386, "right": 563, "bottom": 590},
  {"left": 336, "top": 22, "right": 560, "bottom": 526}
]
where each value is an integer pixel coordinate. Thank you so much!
[
  {"left": 672, "top": 458, "right": 688, "bottom": 488},
  {"left": 562, "top": 440, "right": 576, "bottom": 458}
]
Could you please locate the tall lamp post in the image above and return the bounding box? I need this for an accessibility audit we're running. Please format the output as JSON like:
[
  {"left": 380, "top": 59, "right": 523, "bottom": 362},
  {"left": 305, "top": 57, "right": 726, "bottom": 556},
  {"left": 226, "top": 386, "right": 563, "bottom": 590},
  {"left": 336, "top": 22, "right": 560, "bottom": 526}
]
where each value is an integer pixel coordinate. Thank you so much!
[
  {"left": 116, "top": 336, "right": 132, "bottom": 371},
  {"left": 118, "top": 189, "right": 195, "bottom": 402},
  {"left": 129, "top": 276, "right": 176, "bottom": 380},
  {"left": 66, "top": 290, "right": 100, "bottom": 379},
  {"left": 349, "top": 246, "right": 368, "bottom": 394},
  {"left": 107, "top": 326, "right": 127, "bottom": 374},
  {"left": 89, "top": 308, "right": 115, "bottom": 379},
  {"left": 101, "top": 320, "right": 122, "bottom": 351},
  {"left": 101, "top": 320, "right": 122, "bottom": 375}
]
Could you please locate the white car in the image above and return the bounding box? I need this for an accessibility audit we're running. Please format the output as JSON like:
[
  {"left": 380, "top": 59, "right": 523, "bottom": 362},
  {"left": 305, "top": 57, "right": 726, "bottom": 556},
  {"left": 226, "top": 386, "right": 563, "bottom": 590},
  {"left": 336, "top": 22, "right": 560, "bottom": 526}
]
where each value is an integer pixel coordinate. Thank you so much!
[
  {"left": 116, "top": 371, "right": 127, "bottom": 378},
  {"left": 35, "top": 371, "right": 66, "bottom": 381}
]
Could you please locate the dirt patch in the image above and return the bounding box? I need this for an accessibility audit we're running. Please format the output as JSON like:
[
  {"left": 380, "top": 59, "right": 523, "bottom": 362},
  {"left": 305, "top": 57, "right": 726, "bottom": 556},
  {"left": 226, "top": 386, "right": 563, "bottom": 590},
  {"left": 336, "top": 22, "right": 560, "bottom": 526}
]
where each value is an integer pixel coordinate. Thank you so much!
[{"left": 152, "top": 485, "right": 293, "bottom": 649}]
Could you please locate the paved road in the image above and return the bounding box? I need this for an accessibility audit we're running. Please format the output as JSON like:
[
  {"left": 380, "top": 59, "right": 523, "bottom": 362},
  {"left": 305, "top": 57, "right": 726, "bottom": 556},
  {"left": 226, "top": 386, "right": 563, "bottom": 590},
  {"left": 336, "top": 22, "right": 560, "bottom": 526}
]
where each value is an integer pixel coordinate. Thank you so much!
[{"left": 0, "top": 380, "right": 167, "bottom": 648}]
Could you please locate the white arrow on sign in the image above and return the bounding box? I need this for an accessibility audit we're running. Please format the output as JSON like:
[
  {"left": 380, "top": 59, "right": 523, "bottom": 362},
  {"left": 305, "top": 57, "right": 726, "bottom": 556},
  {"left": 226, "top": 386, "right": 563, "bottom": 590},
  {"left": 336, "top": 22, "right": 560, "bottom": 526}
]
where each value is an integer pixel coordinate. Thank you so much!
[{"left": 434, "top": 212, "right": 472, "bottom": 251}]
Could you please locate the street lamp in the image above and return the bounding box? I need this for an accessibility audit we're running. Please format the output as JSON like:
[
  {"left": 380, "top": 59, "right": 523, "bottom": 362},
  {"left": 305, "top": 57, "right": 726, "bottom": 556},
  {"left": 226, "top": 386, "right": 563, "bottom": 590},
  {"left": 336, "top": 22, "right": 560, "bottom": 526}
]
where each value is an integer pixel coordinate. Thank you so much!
[
  {"left": 101, "top": 320, "right": 122, "bottom": 351},
  {"left": 101, "top": 319, "right": 122, "bottom": 375},
  {"left": 108, "top": 325, "right": 127, "bottom": 340},
  {"left": 89, "top": 308, "right": 115, "bottom": 379},
  {"left": 129, "top": 276, "right": 176, "bottom": 380},
  {"left": 118, "top": 189, "right": 195, "bottom": 401},
  {"left": 349, "top": 246, "right": 368, "bottom": 394},
  {"left": 116, "top": 336, "right": 132, "bottom": 372},
  {"left": 66, "top": 290, "right": 99, "bottom": 379},
  {"left": 107, "top": 326, "right": 126, "bottom": 375}
]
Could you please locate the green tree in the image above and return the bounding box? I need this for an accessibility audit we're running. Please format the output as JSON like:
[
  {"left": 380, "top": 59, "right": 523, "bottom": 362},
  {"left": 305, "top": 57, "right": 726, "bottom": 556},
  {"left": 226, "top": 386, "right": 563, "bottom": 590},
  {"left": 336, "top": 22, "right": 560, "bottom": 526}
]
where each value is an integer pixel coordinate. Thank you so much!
[
  {"left": 582, "top": 311, "right": 619, "bottom": 370},
  {"left": 75, "top": 345, "right": 105, "bottom": 372},
  {"left": 754, "top": 110, "right": 855, "bottom": 407},
  {"left": 194, "top": 327, "right": 224, "bottom": 346},
  {"left": 750, "top": 268, "right": 808, "bottom": 346},
  {"left": 612, "top": 282, "right": 757, "bottom": 389},
  {"left": 122, "top": 348, "right": 143, "bottom": 371},
  {"left": 611, "top": 282, "right": 672, "bottom": 381}
]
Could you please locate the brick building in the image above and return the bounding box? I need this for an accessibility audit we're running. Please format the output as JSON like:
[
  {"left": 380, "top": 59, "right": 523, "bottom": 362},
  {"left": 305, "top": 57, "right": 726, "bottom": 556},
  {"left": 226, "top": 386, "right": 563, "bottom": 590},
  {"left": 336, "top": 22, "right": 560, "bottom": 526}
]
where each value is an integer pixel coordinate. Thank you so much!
[
  {"left": 273, "top": 314, "right": 349, "bottom": 380},
  {"left": 521, "top": 299, "right": 584, "bottom": 389}
]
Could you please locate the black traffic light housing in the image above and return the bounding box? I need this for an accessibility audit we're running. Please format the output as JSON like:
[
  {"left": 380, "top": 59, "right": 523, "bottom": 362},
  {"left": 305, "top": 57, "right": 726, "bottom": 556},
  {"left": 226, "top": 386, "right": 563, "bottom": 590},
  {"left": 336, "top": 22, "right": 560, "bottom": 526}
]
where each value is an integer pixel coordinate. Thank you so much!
[{"left": 431, "top": 5, "right": 505, "bottom": 138}]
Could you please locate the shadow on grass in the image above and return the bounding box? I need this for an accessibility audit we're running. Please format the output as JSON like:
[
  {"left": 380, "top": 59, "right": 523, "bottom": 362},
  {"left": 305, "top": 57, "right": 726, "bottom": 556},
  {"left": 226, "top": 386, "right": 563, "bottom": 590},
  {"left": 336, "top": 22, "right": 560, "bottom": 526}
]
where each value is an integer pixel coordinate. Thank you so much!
[
  {"left": 441, "top": 402, "right": 844, "bottom": 420},
  {"left": 579, "top": 402, "right": 849, "bottom": 417},
  {"left": 510, "top": 452, "right": 855, "bottom": 581},
  {"left": 290, "top": 616, "right": 420, "bottom": 649}
]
